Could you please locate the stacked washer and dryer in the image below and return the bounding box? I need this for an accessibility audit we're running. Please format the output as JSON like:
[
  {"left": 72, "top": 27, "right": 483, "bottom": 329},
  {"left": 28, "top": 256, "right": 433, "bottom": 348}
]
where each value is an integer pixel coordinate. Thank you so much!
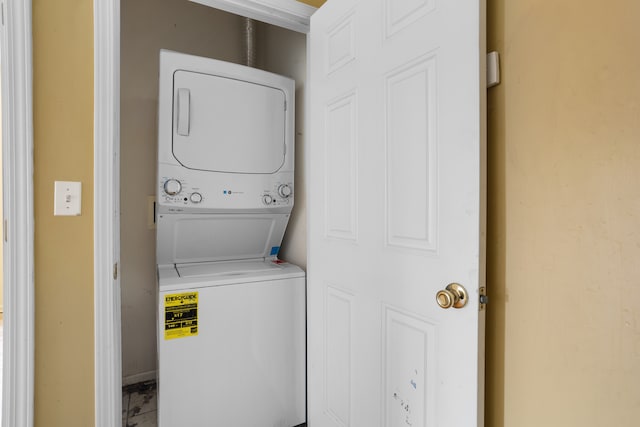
[{"left": 155, "top": 50, "right": 306, "bottom": 426}]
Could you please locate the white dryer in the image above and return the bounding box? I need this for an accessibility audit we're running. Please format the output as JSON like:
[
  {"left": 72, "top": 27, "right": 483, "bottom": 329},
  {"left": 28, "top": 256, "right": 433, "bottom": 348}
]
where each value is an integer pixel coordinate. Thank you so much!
[
  {"left": 156, "top": 50, "right": 297, "bottom": 263},
  {"left": 156, "top": 50, "right": 305, "bottom": 427}
]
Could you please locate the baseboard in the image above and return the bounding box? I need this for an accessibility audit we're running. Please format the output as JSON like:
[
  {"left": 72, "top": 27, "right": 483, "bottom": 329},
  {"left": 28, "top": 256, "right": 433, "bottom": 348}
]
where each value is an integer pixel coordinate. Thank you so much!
[{"left": 122, "top": 370, "right": 157, "bottom": 387}]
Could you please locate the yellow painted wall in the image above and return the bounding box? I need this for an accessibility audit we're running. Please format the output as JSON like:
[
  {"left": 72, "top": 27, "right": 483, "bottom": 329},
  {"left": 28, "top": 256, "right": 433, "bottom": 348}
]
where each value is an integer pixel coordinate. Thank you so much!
[
  {"left": 33, "top": 0, "right": 95, "bottom": 425},
  {"left": 297, "top": 0, "right": 325, "bottom": 7},
  {"left": 486, "top": 0, "right": 640, "bottom": 425},
  {"left": 0, "top": 71, "right": 3, "bottom": 313}
]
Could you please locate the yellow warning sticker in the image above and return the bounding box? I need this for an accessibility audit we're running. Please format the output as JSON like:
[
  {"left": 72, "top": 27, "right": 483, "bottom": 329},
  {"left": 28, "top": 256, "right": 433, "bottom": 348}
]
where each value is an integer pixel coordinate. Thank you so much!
[{"left": 164, "top": 292, "right": 198, "bottom": 340}]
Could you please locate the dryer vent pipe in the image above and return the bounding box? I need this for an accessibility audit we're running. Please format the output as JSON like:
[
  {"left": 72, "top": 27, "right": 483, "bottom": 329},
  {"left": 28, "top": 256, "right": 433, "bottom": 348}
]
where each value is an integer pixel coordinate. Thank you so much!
[{"left": 243, "top": 17, "right": 257, "bottom": 68}]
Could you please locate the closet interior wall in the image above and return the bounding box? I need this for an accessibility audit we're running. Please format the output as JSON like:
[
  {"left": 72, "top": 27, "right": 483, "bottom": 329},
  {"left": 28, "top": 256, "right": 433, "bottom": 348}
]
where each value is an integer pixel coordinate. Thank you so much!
[{"left": 120, "top": 0, "right": 307, "bottom": 383}]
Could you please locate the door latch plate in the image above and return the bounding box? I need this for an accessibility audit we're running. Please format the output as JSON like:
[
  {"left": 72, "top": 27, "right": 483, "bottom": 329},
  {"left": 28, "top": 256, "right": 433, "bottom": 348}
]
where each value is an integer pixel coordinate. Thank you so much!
[{"left": 479, "top": 287, "right": 488, "bottom": 311}]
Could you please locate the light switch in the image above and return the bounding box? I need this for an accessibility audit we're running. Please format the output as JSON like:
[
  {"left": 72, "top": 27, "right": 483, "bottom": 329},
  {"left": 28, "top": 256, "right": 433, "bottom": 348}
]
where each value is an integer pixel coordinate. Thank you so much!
[{"left": 54, "top": 181, "right": 82, "bottom": 216}]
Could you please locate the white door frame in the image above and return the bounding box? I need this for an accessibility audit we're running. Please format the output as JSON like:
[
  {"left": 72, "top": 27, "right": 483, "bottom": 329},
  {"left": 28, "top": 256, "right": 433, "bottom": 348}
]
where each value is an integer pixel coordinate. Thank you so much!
[
  {"left": 93, "top": 1, "right": 314, "bottom": 425},
  {"left": 93, "top": 1, "right": 122, "bottom": 426},
  {"left": 1, "top": 1, "right": 34, "bottom": 427}
]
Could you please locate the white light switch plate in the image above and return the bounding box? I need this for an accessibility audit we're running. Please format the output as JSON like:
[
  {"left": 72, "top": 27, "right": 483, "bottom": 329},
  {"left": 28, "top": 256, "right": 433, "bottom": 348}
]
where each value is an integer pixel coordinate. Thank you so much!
[{"left": 54, "top": 181, "right": 82, "bottom": 216}]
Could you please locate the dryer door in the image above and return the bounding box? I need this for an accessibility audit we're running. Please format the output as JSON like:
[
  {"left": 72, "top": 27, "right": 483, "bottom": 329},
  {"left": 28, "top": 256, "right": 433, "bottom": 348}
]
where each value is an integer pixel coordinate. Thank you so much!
[{"left": 172, "top": 70, "right": 287, "bottom": 174}]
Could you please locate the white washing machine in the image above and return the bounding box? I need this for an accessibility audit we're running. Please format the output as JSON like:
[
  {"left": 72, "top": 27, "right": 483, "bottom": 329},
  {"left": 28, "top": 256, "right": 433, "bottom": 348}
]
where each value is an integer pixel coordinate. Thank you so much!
[
  {"left": 156, "top": 50, "right": 305, "bottom": 426},
  {"left": 157, "top": 260, "right": 305, "bottom": 426}
]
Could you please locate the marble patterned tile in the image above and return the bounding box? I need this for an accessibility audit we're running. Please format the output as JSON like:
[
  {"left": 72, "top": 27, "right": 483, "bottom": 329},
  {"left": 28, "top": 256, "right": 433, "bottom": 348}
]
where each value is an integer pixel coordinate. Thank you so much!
[
  {"left": 125, "top": 409, "right": 156, "bottom": 427},
  {"left": 127, "top": 385, "right": 157, "bottom": 418},
  {"left": 123, "top": 380, "right": 157, "bottom": 426},
  {"left": 122, "top": 391, "right": 130, "bottom": 421},
  {"left": 122, "top": 379, "right": 305, "bottom": 427}
]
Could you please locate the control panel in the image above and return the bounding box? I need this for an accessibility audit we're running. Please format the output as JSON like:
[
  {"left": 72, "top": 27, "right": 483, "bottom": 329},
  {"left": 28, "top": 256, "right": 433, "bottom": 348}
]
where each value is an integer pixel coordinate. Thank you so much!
[
  {"left": 159, "top": 176, "right": 294, "bottom": 210},
  {"left": 160, "top": 177, "right": 204, "bottom": 206},
  {"left": 261, "top": 183, "right": 293, "bottom": 207}
]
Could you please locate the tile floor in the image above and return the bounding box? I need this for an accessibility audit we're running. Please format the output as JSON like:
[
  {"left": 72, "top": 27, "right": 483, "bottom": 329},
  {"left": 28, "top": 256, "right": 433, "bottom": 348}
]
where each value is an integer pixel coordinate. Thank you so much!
[
  {"left": 122, "top": 380, "right": 157, "bottom": 427},
  {"left": 122, "top": 379, "right": 306, "bottom": 427}
]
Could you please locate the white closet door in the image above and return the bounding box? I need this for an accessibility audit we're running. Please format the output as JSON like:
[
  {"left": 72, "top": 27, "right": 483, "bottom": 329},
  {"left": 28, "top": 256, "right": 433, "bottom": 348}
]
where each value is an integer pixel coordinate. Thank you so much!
[{"left": 307, "top": 0, "right": 486, "bottom": 425}]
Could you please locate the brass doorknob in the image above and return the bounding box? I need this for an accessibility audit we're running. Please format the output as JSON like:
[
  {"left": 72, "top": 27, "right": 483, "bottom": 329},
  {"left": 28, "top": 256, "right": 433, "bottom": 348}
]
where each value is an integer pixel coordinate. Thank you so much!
[{"left": 436, "top": 283, "right": 468, "bottom": 309}]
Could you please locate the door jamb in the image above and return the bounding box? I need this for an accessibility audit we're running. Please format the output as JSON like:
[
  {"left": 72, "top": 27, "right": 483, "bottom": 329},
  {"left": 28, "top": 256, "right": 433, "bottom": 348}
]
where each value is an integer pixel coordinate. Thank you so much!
[
  {"left": 94, "top": 1, "right": 121, "bottom": 426},
  {"left": 1, "top": 1, "right": 35, "bottom": 427},
  {"left": 93, "top": 0, "right": 314, "bottom": 425}
]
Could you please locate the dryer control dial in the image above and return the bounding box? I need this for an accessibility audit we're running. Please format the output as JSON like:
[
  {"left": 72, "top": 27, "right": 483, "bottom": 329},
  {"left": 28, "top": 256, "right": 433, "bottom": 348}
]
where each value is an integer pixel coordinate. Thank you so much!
[
  {"left": 190, "top": 192, "right": 203, "bottom": 203},
  {"left": 278, "top": 184, "right": 292, "bottom": 198},
  {"left": 262, "top": 194, "right": 274, "bottom": 205},
  {"left": 163, "top": 179, "right": 182, "bottom": 196}
]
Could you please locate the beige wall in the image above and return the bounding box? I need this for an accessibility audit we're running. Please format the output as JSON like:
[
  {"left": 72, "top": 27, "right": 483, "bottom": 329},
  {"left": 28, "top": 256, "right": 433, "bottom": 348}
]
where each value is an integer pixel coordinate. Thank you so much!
[
  {"left": 0, "top": 69, "right": 3, "bottom": 313},
  {"left": 33, "top": 0, "right": 95, "bottom": 425},
  {"left": 297, "top": 0, "right": 324, "bottom": 7},
  {"left": 120, "top": 0, "right": 244, "bottom": 380},
  {"left": 486, "top": 0, "right": 640, "bottom": 425}
]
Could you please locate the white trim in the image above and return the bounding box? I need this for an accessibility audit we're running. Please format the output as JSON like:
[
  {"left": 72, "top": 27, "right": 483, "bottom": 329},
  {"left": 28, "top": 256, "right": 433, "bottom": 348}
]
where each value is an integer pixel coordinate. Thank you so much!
[
  {"left": 95, "top": 0, "right": 315, "bottom": 423},
  {"left": 94, "top": 1, "right": 121, "bottom": 427},
  {"left": 190, "top": 0, "right": 316, "bottom": 33},
  {"left": 1, "top": 1, "right": 34, "bottom": 427}
]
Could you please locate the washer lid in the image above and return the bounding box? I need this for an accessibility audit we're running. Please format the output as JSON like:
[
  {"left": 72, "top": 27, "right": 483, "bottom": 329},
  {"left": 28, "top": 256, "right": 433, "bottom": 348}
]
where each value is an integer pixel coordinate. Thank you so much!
[
  {"left": 177, "top": 259, "right": 283, "bottom": 278},
  {"left": 172, "top": 70, "right": 287, "bottom": 174},
  {"left": 158, "top": 259, "right": 305, "bottom": 291}
]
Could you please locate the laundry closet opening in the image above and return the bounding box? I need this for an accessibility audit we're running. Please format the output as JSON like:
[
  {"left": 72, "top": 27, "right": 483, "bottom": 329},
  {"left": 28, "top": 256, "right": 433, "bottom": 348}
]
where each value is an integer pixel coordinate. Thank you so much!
[{"left": 120, "top": 0, "right": 307, "bottom": 388}]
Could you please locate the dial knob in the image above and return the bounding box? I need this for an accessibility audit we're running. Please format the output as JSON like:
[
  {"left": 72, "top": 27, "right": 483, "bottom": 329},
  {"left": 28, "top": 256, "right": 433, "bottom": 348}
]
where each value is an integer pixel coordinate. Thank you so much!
[
  {"left": 278, "top": 184, "right": 292, "bottom": 198},
  {"left": 262, "top": 194, "right": 274, "bottom": 205},
  {"left": 163, "top": 179, "right": 182, "bottom": 196},
  {"left": 190, "top": 192, "right": 203, "bottom": 203}
]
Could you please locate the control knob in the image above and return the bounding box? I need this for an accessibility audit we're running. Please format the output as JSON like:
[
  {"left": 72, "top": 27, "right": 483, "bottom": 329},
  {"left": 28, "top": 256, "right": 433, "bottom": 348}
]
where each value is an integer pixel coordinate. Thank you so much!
[
  {"left": 190, "top": 192, "right": 203, "bottom": 203},
  {"left": 278, "top": 184, "right": 292, "bottom": 198},
  {"left": 262, "top": 194, "right": 274, "bottom": 205},
  {"left": 163, "top": 179, "right": 182, "bottom": 196}
]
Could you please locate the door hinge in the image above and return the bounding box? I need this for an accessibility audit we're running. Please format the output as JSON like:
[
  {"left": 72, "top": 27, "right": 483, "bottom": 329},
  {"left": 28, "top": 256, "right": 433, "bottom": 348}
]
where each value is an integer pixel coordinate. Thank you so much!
[
  {"left": 479, "top": 286, "right": 488, "bottom": 311},
  {"left": 113, "top": 262, "right": 118, "bottom": 280},
  {"left": 487, "top": 51, "right": 500, "bottom": 89}
]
